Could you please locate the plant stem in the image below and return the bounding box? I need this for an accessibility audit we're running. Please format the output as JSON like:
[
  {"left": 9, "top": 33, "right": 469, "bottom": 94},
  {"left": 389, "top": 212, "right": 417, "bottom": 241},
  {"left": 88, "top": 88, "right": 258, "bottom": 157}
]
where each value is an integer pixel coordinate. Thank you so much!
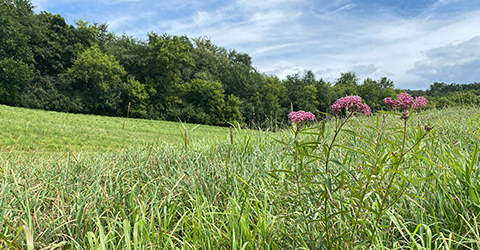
[{"left": 322, "top": 111, "right": 353, "bottom": 248}]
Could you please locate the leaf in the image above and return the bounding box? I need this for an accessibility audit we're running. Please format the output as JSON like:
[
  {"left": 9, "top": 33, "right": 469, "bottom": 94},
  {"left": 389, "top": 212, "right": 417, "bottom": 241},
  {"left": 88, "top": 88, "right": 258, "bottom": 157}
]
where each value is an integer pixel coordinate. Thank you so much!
[
  {"left": 364, "top": 125, "right": 379, "bottom": 133},
  {"left": 123, "top": 220, "right": 132, "bottom": 250},
  {"left": 416, "top": 124, "right": 422, "bottom": 143},
  {"left": 469, "top": 143, "right": 478, "bottom": 176},
  {"left": 343, "top": 129, "right": 360, "bottom": 138},
  {"left": 262, "top": 170, "right": 280, "bottom": 180},
  {"left": 22, "top": 225, "right": 34, "bottom": 250},
  {"left": 331, "top": 159, "right": 358, "bottom": 182}
]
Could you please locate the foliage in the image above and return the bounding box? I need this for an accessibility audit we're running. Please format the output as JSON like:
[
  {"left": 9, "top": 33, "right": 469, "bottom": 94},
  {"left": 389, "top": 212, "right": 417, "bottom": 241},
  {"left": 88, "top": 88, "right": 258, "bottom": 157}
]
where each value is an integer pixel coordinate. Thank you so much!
[
  {"left": 19, "top": 74, "right": 84, "bottom": 113},
  {"left": 0, "top": 0, "right": 33, "bottom": 105},
  {"left": 223, "top": 94, "right": 243, "bottom": 125},
  {"left": 177, "top": 79, "right": 226, "bottom": 125},
  {"left": 188, "top": 37, "right": 229, "bottom": 82},
  {"left": 0, "top": 58, "right": 32, "bottom": 105},
  {"left": 30, "top": 12, "right": 76, "bottom": 75},
  {"left": 68, "top": 44, "right": 126, "bottom": 92},
  {"left": 105, "top": 34, "right": 147, "bottom": 80},
  {"left": 123, "top": 77, "right": 149, "bottom": 118},
  {"left": 221, "top": 50, "right": 261, "bottom": 100},
  {"left": 251, "top": 75, "right": 288, "bottom": 125}
]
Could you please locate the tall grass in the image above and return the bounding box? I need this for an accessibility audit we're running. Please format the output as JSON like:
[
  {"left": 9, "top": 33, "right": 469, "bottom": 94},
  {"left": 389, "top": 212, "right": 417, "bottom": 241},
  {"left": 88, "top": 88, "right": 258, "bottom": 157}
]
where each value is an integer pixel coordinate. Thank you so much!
[{"left": 0, "top": 106, "right": 479, "bottom": 249}]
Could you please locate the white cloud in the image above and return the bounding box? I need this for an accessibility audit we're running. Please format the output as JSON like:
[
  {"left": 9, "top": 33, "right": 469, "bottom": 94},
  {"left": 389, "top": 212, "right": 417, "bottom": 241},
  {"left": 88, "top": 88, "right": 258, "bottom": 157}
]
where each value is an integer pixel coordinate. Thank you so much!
[
  {"left": 265, "top": 64, "right": 303, "bottom": 78},
  {"left": 251, "top": 43, "right": 296, "bottom": 56},
  {"left": 352, "top": 64, "right": 378, "bottom": 77},
  {"left": 258, "top": 7, "right": 480, "bottom": 89},
  {"left": 409, "top": 36, "right": 480, "bottom": 84},
  {"left": 331, "top": 3, "right": 356, "bottom": 13}
]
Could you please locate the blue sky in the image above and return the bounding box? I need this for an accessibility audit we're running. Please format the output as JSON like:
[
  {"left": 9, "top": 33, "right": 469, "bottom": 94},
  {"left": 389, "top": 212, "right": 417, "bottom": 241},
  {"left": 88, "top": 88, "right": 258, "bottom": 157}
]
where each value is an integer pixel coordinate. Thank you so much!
[{"left": 31, "top": 0, "right": 480, "bottom": 90}]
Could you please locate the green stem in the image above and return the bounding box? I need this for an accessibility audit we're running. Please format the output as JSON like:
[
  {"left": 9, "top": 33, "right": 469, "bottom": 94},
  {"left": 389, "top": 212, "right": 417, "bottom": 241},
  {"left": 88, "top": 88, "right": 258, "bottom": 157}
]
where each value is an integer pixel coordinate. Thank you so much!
[{"left": 322, "top": 111, "right": 353, "bottom": 248}]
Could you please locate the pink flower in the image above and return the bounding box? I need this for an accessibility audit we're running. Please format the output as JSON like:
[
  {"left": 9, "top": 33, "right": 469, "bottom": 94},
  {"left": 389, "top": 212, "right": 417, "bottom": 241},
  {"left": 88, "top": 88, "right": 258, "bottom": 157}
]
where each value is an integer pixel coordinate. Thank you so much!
[
  {"left": 383, "top": 97, "right": 401, "bottom": 109},
  {"left": 413, "top": 96, "right": 428, "bottom": 109},
  {"left": 358, "top": 103, "right": 372, "bottom": 116},
  {"left": 331, "top": 95, "right": 371, "bottom": 116},
  {"left": 288, "top": 110, "right": 315, "bottom": 125},
  {"left": 383, "top": 93, "right": 428, "bottom": 111},
  {"left": 331, "top": 103, "right": 342, "bottom": 113},
  {"left": 396, "top": 93, "right": 414, "bottom": 110}
]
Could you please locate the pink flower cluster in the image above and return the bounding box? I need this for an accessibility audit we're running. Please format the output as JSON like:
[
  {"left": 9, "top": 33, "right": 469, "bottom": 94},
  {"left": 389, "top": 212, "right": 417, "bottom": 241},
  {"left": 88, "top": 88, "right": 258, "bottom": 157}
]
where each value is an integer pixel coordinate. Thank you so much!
[
  {"left": 331, "top": 95, "right": 371, "bottom": 116},
  {"left": 383, "top": 93, "right": 428, "bottom": 111},
  {"left": 288, "top": 110, "right": 315, "bottom": 125}
]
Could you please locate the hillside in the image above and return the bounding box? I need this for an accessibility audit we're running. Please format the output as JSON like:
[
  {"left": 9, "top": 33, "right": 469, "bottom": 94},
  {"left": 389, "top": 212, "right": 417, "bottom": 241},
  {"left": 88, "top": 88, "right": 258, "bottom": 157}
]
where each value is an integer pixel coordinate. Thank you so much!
[{"left": 0, "top": 104, "right": 231, "bottom": 152}]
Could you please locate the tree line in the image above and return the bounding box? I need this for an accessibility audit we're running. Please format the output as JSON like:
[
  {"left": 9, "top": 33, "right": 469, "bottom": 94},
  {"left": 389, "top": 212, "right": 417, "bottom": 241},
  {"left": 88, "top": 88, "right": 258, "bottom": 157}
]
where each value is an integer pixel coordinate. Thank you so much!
[{"left": 1, "top": 0, "right": 479, "bottom": 128}]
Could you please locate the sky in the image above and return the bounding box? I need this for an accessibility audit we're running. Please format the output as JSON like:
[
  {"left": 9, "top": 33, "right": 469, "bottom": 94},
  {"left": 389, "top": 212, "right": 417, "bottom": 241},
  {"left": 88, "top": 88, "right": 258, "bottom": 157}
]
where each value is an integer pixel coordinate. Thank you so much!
[{"left": 30, "top": 0, "right": 480, "bottom": 90}]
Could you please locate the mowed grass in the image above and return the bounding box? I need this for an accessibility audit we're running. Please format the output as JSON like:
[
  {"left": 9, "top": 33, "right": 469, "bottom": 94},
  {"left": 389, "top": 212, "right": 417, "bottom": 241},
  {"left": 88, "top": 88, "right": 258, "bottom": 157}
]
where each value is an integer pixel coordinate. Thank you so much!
[
  {"left": 1, "top": 105, "right": 480, "bottom": 249},
  {"left": 0, "top": 104, "right": 232, "bottom": 152}
]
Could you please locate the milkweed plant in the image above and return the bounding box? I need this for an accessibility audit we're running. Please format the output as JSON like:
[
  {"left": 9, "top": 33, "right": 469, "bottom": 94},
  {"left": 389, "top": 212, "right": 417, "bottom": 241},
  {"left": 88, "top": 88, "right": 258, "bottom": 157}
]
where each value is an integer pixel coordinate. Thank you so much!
[{"left": 273, "top": 93, "right": 432, "bottom": 249}]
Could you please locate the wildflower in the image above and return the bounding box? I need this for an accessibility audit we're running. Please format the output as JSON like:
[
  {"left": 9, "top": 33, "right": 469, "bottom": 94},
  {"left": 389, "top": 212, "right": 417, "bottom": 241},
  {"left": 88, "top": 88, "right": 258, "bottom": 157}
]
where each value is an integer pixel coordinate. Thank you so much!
[
  {"left": 331, "top": 103, "right": 342, "bottom": 114},
  {"left": 383, "top": 97, "right": 401, "bottom": 109},
  {"left": 396, "top": 93, "right": 415, "bottom": 111},
  {"left": 331, "top": 95, "right": 371, "bottom": 116},
  {"left": 414, "top": 96, "right": 428, "bottom": 109},
  {"left": 288, "top": 110, "right": 315, "bottom": 125},
  {"left": 358, "top": 103, "right": 372, "bottom": 116},
  {"left": 383, "top": 93, "right": 428, "bottom": 111}
]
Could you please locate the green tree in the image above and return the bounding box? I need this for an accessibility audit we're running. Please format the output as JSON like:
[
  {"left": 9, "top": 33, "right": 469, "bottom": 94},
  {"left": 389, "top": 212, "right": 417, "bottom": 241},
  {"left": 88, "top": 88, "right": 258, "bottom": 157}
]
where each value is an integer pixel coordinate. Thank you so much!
[
  {"left": 251, "top": 75, "right": 288, "bottom": 124},
  {"left": 284, "top": 72, "right": 319, "bottom": 112},
  {"left": 0, "top": 58, "right": 32, "bottom": 105},
  {"left": 358, "top": 78, "right": 382, "bottom": 109},
  {"left": 314, "top": 78, "right": 332, "bottom": 113},
  {"left": 31, "top": 12, "right": 77, "bottom": 75},
  {"left": 335, "top": 71, "right": 359, "bottom": 86},
  {"left": 378, "top": 77, "right": 394, "bottom": 89},
  {"left": 0, "top": 0, "right": 32, "bottom": 60},
  {"left": 123, "top": 77, "right": 149, "bottom": 118},
  {"left": 223, "top": 94, "right": 243, "bottom": 125},
  {"left": 68, "top": 44, "right": 126, "bottom": 115},
  {"left": 188, "top": 37, "right": 229, "bottom": 82},
  {"left": 221, "top": 50, "right": 261, "bottom": 99},
  {"left": 73, "top": 19, "right": 114, "bottom": 53},
  {"left": 19, "top": 73, "right": 84, "bottom": 113},
  {"left": 106, "top": 34, "right": 147, "bottom": 80},
  {"left": 143, "top": 33, "right": 195, "bottom": 117},
  {"left": 0, "top": 0, "right": 33, "bottom": 105},
  {"left": 68, "top": 44, "right": 126, "bottom": 92},
  {"left": 303, "top": 84, "right": 319, "bottom": 111},
  {"left": 331, "top": 72, "right": 359, "bottom": 103},
  {"left": 178, "top": 79, "right": 226, "bottom": 125}
]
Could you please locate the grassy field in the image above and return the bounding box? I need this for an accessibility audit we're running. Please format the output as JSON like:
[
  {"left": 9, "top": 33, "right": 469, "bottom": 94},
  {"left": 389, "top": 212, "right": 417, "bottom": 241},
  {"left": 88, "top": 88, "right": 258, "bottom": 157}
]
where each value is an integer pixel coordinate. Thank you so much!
[
  {"left": 1, "top": 105, "right": 480, "bottom": 249},
  {"left": 0, "top": 105, "right": 232, "bottom": 152}
]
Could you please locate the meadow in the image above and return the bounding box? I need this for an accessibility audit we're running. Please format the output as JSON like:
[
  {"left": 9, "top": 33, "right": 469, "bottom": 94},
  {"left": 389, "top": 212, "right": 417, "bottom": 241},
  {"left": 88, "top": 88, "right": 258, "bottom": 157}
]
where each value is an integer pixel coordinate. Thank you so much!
[
  {"left": 1, "top": 104, "right": 480, "bottom": 249},
  {"left": 0, "top": 105, "right": 231, "bottom": 152}
]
